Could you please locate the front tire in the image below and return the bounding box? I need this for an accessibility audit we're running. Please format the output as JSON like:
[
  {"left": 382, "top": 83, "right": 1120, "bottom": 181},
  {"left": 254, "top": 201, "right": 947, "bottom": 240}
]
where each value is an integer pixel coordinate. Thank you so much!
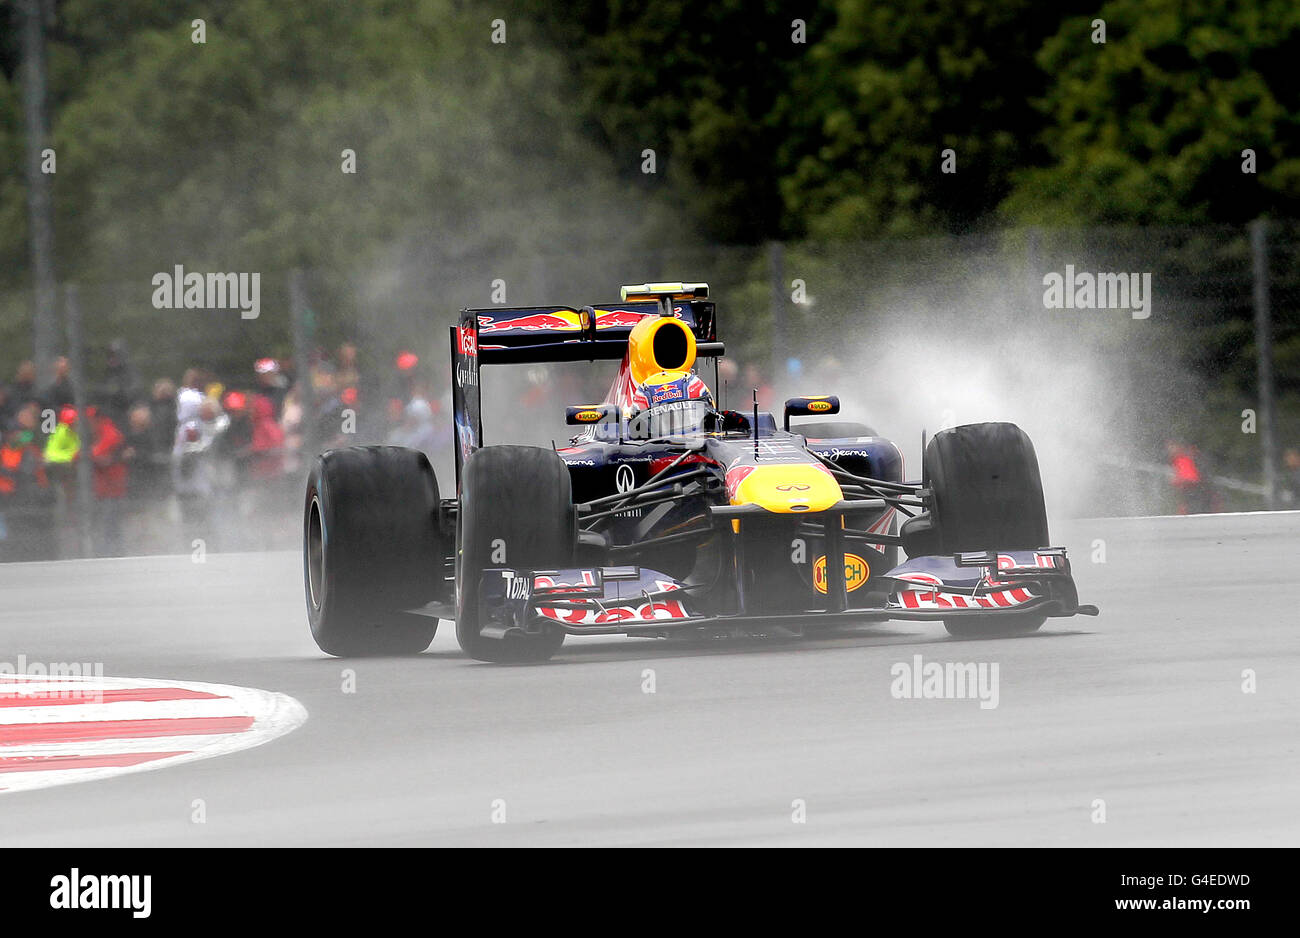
[
  {"left": 305, "top": 446, "right": 444, "bottom": 656},
  {"left": 456, "top": 445, "right": 574, "bottom": 663},
  {"left": 943, "top": 614, "right": 1046, "bottom": 638},
  {"left": 925, "top": 423, "right": 1050, "bottom": 639},
  {"left": 926, "top": 421, "right": 1049, "bottom": 554}
]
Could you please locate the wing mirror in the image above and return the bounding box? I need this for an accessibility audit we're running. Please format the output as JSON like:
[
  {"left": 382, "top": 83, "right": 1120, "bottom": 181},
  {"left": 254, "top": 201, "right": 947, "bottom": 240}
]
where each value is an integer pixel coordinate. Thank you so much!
[
  {"left": 783, "top": 395, "right": 839, "bottom": 430},
  {"left": 712, "top": 410, "right": 750, "bottom": 433},
  {"left": 565, "top": 404, "right": 619, "bottom": 426}
]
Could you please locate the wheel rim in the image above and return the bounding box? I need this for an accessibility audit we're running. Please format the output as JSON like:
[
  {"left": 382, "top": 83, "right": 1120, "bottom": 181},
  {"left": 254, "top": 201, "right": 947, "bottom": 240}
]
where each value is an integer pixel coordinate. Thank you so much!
[{"left": 307, "top": 495, "right": 325, "bottom": 610}]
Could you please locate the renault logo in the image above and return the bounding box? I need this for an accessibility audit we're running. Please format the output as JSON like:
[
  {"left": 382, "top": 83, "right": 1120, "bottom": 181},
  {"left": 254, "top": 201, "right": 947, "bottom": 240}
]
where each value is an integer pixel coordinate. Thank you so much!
[{"left": 615, "top": 464, "right": 636, "bottom": 493}]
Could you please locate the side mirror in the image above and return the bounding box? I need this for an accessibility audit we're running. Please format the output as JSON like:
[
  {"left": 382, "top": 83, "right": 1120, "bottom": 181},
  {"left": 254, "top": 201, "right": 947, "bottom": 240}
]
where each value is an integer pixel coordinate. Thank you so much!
[
  {"left": 714, "top": 409, "right": 750, "bottom": 433},
  {"left": 783, "top": 395, "right": 839, "bottom": 430},
  {"left": 565, "top": 404, "right": 618, "bottom": 426}
]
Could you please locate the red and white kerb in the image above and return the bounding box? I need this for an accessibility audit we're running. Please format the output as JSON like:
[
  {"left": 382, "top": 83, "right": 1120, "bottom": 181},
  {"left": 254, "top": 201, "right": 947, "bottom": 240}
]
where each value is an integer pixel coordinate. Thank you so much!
[{"left": 0, "top": 674, "right": 306, "bottom": 794}]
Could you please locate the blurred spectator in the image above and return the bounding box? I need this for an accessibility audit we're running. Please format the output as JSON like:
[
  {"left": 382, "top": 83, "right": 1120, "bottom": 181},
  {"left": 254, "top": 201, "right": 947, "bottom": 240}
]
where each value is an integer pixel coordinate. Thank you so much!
[
  {"left": 0, "top": 404, "right": 55, "bottom": 561},
  {"left": 310, "top": 365, "right": 350, "bottom": 450},
  {"left": 254, "top": 358, "right": 288, "bottom": 417},
  {"left": 149, "top": 378, "right": 177, "bottom": 450},
  {"left": 11, "top": 360, "right": 40, "bottom": 404},
  {"left": 280, "top": 383, "right": 305, "bottom": 475},
  {"left": 248, "top": 394, "right": 286, "bottom": 479},
  {"left": 100, "top": 339, "right": 139, "bottom": 423},
  {"left": 335, "top": 342, "right": 361, "bottom": 390},
  {"left": 1166, "top": 440, "right": 1210, "bottom": 514},
  {"left": 43, "top": 406, "right": 81, "bottom": 491},
  {"left": 1281, "top": 447, "right": 1300, "bottom": 506},
  {"left": 123, "top": 403, "right": 167, "bottom": 500},
  {"left": 218, "top": 390, "right": 254, "bottom": 476},
  {"left": 87, "top": 406, "right": 128, "bottom": 556},
  {"left": 43, "top": 356, "right": 76, "bottom": 409},
  {"left": 387, "top": 393, "right": 439, "bottom": 454},
  {"left": 173, "top": 393, "right": 229, "bottom": 550},
  {"left": 177, "top": 370, "right": 206, "bottom": 431},
  {"left": 0, "top": 384, "right": 13, "bottom": 431}
]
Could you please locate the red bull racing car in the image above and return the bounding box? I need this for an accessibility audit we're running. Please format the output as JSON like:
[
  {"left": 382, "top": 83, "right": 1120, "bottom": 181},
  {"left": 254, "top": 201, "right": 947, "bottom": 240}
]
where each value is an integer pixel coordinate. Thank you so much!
[{"left": 304, "top": 282, "right": 1097, "bottom": 662}]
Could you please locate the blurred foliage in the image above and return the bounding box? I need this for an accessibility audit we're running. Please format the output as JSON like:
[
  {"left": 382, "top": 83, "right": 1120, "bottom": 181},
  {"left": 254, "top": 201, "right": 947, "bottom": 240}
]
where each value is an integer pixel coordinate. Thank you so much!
[
  {"left": 0, "top": 0, "right": 1297, "bottom": 486},
  {"left": 1003, "top": 0, "right": 1300, "bottom": 225},
  {"left": 778, "top": 0, "right": 1096, "bottom": 239}
]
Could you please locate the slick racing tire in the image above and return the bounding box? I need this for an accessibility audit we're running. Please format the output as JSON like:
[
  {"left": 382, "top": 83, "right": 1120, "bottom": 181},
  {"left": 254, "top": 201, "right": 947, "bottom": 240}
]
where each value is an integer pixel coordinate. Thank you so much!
[
  {"left": 456, "top": 445, "right": 574, "bottom": 663},
  {"left": 925, "top": 422, "right": 1049, "bottom": 554},
  {"left": 794, "top": 421, "right": 878, "bottom": 439},
  {"left": 305, "top": 446, "right": 444, "bottom": 656},
  {"left": 925, "top": 423, "right": 1050, "bottom": 639}
]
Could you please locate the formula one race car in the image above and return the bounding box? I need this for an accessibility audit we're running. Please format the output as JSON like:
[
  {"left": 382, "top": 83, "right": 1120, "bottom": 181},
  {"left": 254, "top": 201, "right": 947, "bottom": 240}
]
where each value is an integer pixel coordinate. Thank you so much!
[{"left": 304, "top": 282, "right": 1096, "bottom": 661}]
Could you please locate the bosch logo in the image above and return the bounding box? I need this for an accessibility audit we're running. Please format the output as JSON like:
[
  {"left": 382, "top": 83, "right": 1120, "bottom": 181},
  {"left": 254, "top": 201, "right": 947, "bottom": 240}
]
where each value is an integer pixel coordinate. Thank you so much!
[
  {"left": 813, "top": 553, "right": 870, "bottom": 594},
  {"left": 615, "top": 464, "right": 636, "bottom": 493}
]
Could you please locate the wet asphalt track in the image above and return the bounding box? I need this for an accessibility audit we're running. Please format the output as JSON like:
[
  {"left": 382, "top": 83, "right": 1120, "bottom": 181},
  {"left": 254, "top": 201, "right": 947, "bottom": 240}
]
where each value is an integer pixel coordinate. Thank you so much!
[{"left": 1, "top": 512, "right": 1297, "bottom": 846}]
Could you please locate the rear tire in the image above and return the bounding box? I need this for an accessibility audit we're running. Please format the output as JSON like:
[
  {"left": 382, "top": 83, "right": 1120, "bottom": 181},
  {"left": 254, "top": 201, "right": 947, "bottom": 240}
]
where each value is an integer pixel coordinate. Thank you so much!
[
  {"left": 304, "top": 446, "right": 444, "bottom": 656},
  {"left": 925, "top": 423, "right": 1050, "bottom": 639},
  {"left": 456, "top": 445, "right": 574, "bottom": 663}
]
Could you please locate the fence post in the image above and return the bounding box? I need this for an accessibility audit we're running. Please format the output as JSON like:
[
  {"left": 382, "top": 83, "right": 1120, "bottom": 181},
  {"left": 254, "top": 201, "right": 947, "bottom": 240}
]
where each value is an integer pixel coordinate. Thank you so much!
[
  {"left": 64, "top": 283, "right": 95, "bottom": 556},
  {"left": 288, "top": 268, "right": 311, "bottom": 462},
  {"left": 1250, "top": 219, "right": 1278, "bottom": 509},
  {"left": 18, "top": 0, "right": 59, "bottom": 382}
]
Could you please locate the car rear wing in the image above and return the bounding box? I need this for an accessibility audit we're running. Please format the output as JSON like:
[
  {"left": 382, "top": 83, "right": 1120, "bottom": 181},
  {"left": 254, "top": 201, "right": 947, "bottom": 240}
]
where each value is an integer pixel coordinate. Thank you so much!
[{"left": 449, "top": 291, "right": 722, "bottom": 486}]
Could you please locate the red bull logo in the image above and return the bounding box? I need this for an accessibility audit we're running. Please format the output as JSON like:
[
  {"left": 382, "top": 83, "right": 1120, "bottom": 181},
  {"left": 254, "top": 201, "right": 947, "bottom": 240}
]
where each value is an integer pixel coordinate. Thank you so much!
[
  {"left": 476, "top": 308, "right": 657, "bottom": 335},
  {"left": 651, "top": 381, "right": 686, "bottom": 404},
  {"left": 477, "top": 310, "right": 583, "bottom": 334},
  {"left": 593, "top": 308, "right": 651, "bottom": 329}
]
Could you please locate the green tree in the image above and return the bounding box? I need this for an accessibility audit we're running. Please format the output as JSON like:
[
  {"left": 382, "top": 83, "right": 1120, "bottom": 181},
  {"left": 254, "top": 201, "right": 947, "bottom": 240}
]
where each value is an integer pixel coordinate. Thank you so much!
[
  {"left": 0, "top": 0, "right": 685, "bottom": 377},
  {"left": 1001, "top": 0, "right": 1300, "bottom": 225},
  {"left": 779, "top": 0, "right": 1090, "bottom": 240},
  {"left": 516, "top": 0, "right": 835, "bottom": 243}
]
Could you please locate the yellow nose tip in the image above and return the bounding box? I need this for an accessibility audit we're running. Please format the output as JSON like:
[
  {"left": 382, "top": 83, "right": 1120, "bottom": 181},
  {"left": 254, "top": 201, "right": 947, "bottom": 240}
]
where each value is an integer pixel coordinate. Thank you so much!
[{"left": 730, "top": 465, "right": 842, "bottom": 513}]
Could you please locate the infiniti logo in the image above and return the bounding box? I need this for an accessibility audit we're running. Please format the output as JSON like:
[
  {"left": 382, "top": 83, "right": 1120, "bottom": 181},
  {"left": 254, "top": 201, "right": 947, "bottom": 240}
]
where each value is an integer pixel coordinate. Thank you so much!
[
  {"left": 615, "top": 464, "right": 636, "bottom": 493},
  {"left": 776, "top": 483, "right": 810, "bottom": 492}
]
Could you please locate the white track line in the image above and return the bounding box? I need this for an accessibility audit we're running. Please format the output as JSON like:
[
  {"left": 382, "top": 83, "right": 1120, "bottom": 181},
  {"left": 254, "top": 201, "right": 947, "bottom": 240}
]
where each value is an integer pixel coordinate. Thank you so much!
[{"left": 1073, "top": 509, "right": 1300, "bottom": 522}]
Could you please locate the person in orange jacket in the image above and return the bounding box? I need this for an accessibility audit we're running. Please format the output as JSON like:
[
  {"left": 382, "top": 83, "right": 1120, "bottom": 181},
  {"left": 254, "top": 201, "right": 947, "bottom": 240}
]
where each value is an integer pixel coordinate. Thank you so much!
[{"left": 1166, "top": 440, "right": 1209, "bottom": 515}]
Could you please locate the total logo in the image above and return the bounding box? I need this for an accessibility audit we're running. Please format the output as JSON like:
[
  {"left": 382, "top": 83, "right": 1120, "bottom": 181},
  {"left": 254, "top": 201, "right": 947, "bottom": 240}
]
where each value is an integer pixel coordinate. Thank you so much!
[{"left": 813, "top": 553, "right": 870, "bottom": 594}]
